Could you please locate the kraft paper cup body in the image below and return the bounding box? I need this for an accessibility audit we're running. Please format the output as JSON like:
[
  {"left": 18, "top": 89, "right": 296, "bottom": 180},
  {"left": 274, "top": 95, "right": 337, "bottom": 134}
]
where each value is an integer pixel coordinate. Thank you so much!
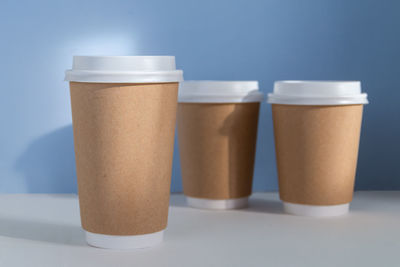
[
  {"left": 268, "top": 81, "right": 368, "bottom": 217},
  {"left": 178, "top": 81, "right": 263, "bottom": 210},
  {"left": 65, "top": 56, "right": 183, "bottom": 249}
]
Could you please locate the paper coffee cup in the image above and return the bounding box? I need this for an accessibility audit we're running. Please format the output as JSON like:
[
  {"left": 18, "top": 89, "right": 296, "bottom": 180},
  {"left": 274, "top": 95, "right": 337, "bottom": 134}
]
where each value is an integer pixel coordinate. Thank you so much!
[
  {"left": 65, "top": 56, "right": 183, "bottom": 249},
  {"left": 178, "top": 81, "right": 264, "bottom": 210},
  {"left": 268, "top": 81, "right": 368, "bottom": 217}
]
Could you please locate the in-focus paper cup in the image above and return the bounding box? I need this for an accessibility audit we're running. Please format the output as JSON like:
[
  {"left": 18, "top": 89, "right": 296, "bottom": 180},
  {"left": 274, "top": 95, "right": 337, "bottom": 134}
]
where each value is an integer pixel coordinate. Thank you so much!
[
  {"left": 65, "top": 56, "right": 183, "bottom": 249},
  {"left": 177, "top": 81, "right": 264, "bottom": 210},
  {"left": 268, "top": 81, "right": 368, "bottom": 217}
]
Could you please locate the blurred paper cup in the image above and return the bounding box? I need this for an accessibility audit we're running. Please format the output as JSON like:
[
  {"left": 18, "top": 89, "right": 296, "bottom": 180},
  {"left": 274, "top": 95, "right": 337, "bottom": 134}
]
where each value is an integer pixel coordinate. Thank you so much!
[
  {"left": 177, "top": 81, "right": 264, "bottom": 210},
  {"left": 65, "top": 56, "right": 183, "bottom": 249},
  {"left": 268, "top": 81, "right": 368, "bottom": 217}
]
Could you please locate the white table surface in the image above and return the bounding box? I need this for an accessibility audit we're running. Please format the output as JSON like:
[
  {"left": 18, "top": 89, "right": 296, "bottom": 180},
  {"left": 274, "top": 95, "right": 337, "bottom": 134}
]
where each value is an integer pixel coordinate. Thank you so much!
[{"left": 0, "top": 192, "right": 398, "bottom": 267}]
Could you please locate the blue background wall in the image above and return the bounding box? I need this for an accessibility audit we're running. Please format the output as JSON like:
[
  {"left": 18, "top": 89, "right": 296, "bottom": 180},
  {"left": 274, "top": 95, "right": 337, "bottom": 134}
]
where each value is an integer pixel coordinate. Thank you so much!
[{"left": 0, "top": 0, "right": 399, "bottom": 193}]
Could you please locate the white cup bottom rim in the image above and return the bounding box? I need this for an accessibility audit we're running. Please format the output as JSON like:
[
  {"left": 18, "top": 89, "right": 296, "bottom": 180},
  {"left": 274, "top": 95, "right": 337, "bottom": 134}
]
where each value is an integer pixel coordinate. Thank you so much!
[
  {"left": 185, "top": 196, "right": 249, "bottom": 210},
  {"left": 283, "top": 202, "right": 350, "bottom": 217},
  {"left": 85, "top": 230, "right": 164, "bottom": 249}
]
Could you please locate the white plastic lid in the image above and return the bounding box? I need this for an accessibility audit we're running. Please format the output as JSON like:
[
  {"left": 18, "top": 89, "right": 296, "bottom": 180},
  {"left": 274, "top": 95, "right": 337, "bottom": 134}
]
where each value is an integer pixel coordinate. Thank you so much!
[
  {"left": 65, "top": 56, "right": 183, "bottom": 83},
  {"left": 178, "top": 81, "right": 264, "bottom": 103},
  {"left": 268, "top": 81, "right": 368, "bottom": 105}
]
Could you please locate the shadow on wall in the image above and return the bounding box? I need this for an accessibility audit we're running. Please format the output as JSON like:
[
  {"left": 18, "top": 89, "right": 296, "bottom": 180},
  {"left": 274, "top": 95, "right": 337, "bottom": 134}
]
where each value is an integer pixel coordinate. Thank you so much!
[
  {"left": 14, "top": 124, "right": 184, "bottom": 194},
  {"left": 171, "top": 131, "right": 183, "bottom": 193},
  {"left": 355, "top": 108, "right": 400, "bottom": 190},
  {"left": 15, "top": 125, "right": 77, "bottom": 193}
]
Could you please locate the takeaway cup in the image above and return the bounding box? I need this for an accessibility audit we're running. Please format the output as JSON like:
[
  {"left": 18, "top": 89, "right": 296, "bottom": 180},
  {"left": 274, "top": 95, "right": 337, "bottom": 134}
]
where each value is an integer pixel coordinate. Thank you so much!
[
  {"left": 177, "top": 81, "right": 264, "bottom": 209},
  {"left": 65, "top": 56, "right": 183, "bottom": 248},
  {"left": 268, "top": 81, "right": 368, "bottom": 217}
]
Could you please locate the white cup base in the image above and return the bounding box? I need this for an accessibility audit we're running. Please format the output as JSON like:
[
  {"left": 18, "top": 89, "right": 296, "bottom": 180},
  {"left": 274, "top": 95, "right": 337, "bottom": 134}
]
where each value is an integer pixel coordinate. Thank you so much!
[
  {"left": 186, "top": 196, "right": 248, "bottom": 210},
  {"left": 85, "top": 230, "right": 164, "bottom": 249},
  {"left": 283, "top": 202, "right": 350, "bottom": 217}
]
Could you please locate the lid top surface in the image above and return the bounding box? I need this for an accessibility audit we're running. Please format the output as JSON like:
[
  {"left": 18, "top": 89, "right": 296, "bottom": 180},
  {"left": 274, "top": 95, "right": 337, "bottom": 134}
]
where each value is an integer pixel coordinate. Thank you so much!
[
  {"left": 178, "top": 80, "right": 263, "bottom": 103},
  {"left": 65, "top": 56, "right": 183, "bottom": 83},
  {"left": 268, "top": 80, "right": 368, "bottom": 105},
  {"left": 72, "top": 56, "right": 177, "bottom": 72},
  {"left": 274, "top": 81, "right": 361, "bottom": 97},
  {"left": 180, "top": 80, "right": 259, "bottom": 93}
]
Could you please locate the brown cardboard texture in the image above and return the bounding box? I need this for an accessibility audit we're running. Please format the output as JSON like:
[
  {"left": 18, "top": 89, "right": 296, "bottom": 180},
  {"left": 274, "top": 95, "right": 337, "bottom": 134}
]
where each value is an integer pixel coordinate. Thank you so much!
[
  {"left": 178, "top": 103, "right": 260, "bottom": 199},
  {"left": 272, "top": 104, "right": 363, "bottom": 205},
  {"left": 70, "top": 82, "right": 178, "bottom": 235}
]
